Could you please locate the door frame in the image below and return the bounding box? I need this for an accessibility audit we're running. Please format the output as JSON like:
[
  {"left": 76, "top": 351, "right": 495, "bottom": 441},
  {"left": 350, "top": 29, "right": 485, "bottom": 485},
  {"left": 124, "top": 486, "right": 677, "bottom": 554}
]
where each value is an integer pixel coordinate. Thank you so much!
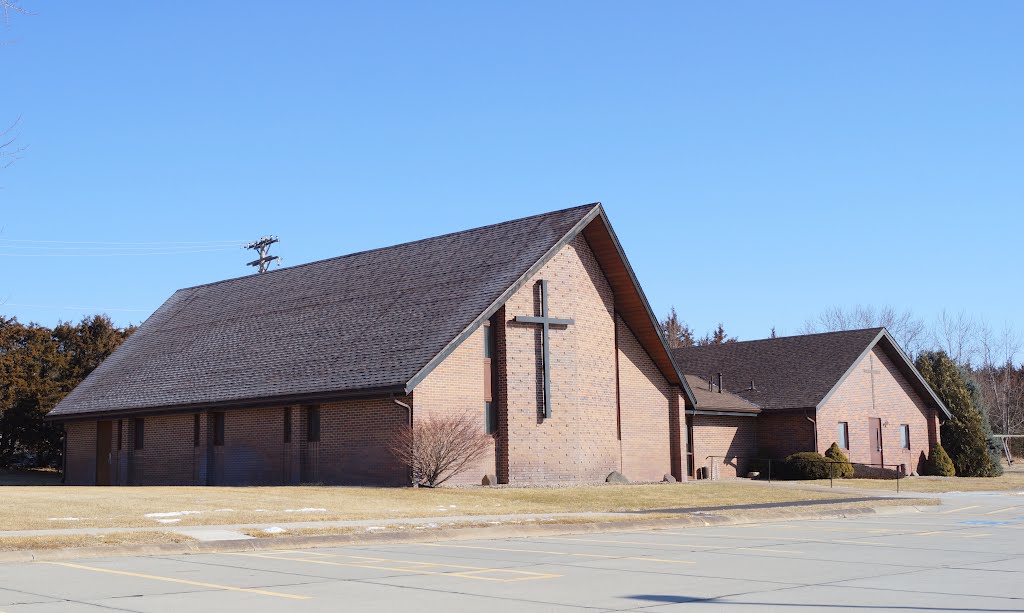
[{"left": 868, "top": 417, "right": 883, "bottom": 466}]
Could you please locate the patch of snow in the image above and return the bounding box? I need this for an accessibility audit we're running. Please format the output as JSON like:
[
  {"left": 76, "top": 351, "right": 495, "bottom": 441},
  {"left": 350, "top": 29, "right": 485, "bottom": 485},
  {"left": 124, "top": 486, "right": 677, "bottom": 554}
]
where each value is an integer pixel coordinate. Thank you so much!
[
  {"left": 213, "top": 508, "right": 235, "bottom": 512},
  {"left": 155, "top": 519, "right": 182, "bottom": 524},
  {"left": 144, "top": 511, "right": 202, "bottom": 518},
  {"left": 283, "top": 507, "right": 327, "bottom": 513},
  {"left": 263, "top": 527, "right": 287, "bottom": 534},
  {"left": 366, "top": 526, "right": 386, "bottom": 532},
  {"left": 48, "top": 517, "right": 82, "bottom": 521}
]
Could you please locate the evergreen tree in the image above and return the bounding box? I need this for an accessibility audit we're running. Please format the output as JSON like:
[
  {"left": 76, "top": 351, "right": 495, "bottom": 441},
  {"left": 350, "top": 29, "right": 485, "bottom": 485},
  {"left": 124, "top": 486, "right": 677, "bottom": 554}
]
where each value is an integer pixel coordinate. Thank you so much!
[
  {"left": 824, "top": 442, "right": 854, "bottom": 478},
  {"left": 924, "top": 443, "right": 956, "bottom": 476},
  {"left": 697, "top": 323, "right": 737, "bottom": 346},
  {"left": 660, "top": 307, "right": 695, "bottom": 349},
  {"left": 965, "top": 372, "right": 1004, "bottom": 476},
  {"left": 916, "top": 351, "right": 999, "bottom": 477}
]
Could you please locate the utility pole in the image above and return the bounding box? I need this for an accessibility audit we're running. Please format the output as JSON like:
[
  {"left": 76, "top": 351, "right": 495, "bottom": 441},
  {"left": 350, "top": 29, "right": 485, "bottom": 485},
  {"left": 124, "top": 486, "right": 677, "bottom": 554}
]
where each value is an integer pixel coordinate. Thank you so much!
[{"left": 243, "top": 236, "right": 280, "bottom": 273}]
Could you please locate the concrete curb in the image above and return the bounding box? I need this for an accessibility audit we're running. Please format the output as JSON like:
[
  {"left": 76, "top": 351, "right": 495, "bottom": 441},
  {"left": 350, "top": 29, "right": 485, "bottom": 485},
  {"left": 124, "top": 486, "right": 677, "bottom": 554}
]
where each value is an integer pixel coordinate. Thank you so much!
[{"left": 0, "top": 501, "right": 932, "bottom": 564}]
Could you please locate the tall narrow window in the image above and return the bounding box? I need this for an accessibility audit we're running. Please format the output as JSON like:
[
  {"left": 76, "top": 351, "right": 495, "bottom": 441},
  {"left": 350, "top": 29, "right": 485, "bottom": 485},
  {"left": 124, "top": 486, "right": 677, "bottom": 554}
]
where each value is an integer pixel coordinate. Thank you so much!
[
  {"left": 284, "top": 407, "right": 292, "bottom": 443},
  {"left": 193, "top": 414, "right": 201, "bottom": 447},
  {"left": 133, "top": 418, "right": 145, "bottom": 450},
  {"left": 838, "top": 422, "right": 850, "bottom": 449},
  {"left": 213, "top": 412, "right": 225, "bottom": 446},
  {"left": 900, "top": 424, "right": 910, "bottom": 449},
  {"left": 117, "top": 419, "right": 123, "bottom": 451},
  {"left": 307, "top": 406, "right": 320, "bottom": 442},
  {"left": 483, "top": 320, "right": 497, "bottom": 434}
]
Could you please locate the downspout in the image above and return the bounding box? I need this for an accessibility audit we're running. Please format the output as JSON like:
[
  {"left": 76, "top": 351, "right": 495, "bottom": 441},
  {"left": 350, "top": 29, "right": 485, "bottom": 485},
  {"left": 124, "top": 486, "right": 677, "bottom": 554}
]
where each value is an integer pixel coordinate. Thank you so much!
[
  {"left": 391, "top": 395, "right": 414, "bottom": 486},
  {"left": 806, "top": 411, "right": 818, "bottom": 453},
  {"left": 391, "top": 395, "right": 412, "bottom": 427}
]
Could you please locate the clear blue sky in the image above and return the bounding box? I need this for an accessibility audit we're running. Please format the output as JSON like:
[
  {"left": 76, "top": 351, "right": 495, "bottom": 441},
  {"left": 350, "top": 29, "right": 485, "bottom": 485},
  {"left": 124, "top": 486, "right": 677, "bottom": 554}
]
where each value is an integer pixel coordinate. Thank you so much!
[{"left": 2, "top": 2, "right": 1022, "bottom": 342}]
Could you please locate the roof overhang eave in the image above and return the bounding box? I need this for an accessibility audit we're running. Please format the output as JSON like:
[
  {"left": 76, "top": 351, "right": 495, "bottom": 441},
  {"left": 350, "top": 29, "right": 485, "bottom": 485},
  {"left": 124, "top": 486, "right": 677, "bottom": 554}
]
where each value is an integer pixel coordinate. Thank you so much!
[{"left": 45, "top": 383, "right": 409, "bottom": 423}]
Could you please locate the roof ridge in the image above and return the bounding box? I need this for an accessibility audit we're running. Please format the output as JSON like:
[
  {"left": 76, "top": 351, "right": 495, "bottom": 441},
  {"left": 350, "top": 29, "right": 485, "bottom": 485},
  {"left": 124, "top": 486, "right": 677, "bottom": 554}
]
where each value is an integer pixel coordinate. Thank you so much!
[
  {"left": 180, "top": 203, "right": 601, "bottom": 292},
  {"left": 673, "top": 327, "right": 885, "bottom": 351}
]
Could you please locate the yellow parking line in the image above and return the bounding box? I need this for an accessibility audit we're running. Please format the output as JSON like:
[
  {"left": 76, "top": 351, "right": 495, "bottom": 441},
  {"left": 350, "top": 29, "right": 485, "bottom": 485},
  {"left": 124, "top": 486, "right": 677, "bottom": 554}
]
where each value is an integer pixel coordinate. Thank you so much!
[
  {"left": 940, "top": 505, "right": 981, "bottom": 515},
  {"left": 420, "top": 542, "right": 696, "bottom": 564},
  {"left": 231, "top": 552, "right": 560, "bottom": 582},
  {"left": 958, "top": 533, "right": 991, "bottom": 539},
  {"left": 913, "top": 531, "right": 945, "bottom": 536},
  {"left": 538, "top": 536, "right": 718, "bottom": 549},
  {"left": 985, "top": 507, "right": 1020, "bottom": 515},
  {"left": 40, "top": 561, "right": 308, "bottom": 600}
]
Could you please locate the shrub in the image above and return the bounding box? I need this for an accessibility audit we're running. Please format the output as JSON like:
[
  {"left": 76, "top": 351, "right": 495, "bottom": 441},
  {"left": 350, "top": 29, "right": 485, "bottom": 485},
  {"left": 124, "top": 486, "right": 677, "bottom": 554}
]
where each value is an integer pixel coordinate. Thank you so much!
[
  {"left": 388, "top": 413, "right": 493, "bottom": 487},
  {"left": 782, "top": 452, "right": 830, "bottom": 480},
  {"left": 924, "top": 443, "right": 956, "bottom": 476},
  {"left": 824, "top": 442, "right": 854, "bottom": 478}
]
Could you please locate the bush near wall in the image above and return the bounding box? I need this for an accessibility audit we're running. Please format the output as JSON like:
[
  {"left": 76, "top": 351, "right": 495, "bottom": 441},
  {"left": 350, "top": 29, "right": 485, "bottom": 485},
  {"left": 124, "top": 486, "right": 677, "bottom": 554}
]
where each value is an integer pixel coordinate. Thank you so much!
[
  {"left": 780, "top": 452, "right": 831, "bottom": 480},
  {"left": 924, "top": 443, "right": 956, "bottom": 477},
  {"left": 824, "top": 443, "right": 855, "bottom": 478}
]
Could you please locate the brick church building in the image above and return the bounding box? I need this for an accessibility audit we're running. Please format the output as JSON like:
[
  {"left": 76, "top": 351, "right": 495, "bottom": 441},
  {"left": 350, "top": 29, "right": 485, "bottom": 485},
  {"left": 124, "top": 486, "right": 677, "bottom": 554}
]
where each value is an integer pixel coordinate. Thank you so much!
[
  {"left": 674, "top": 328, "right": 951, "bottom": 479},
  {"left": 50, "top": 204, "right": 694, "bottom": 486}
]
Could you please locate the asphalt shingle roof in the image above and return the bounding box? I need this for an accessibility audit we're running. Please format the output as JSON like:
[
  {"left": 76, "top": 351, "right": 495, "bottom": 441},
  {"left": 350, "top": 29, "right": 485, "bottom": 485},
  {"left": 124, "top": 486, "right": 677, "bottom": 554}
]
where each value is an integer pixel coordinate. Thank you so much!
[
  {"left": 49, "top": 204, "right": 599, "bottom": 418},
  {"left": 683, "top": 374, "right": 760, "bottom": 413},
  {"left": 672, "top": 328, "right": 886, "bottom": 412}
]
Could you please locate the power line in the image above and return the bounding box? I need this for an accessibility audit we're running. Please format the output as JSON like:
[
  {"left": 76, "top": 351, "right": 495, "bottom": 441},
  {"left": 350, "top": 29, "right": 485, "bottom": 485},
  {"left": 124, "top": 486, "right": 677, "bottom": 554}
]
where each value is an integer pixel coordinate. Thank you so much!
[
  {"left": 0, "top": 244, "right": 244, "bottom": 251},
  {"left": 0, "top": 247, "right": 239, "bottom": 257},
  {"left": 1, "top": 303, "right": 151, "bottom": 312},
  {"left": 0, "top": 238, "right": 245, "bottom": 245}
]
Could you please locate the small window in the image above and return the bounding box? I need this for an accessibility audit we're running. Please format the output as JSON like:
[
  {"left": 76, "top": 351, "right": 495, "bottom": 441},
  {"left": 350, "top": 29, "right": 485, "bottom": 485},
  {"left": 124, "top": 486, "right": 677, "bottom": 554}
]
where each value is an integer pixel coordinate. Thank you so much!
[
  {"left": 213, "top": 412, "right": 225, "bottom": 446},
  {"left": 284, "top": 407, "right": 292, "bottom": 443},
  {"left": 838, "top": 422, "right": 850, "bottom": 449},
  {"left": 485, "top": 401, "right": 497, "bottom": 434},
  {"left": 193, "top": 414, "right": 201, "bottom": 447},
  {"left": 133, "top": 418, "right": 145, "bottom": 450},
  {"left": 307, "top": 406, "right": 320, "bottom": 442},
  {"left": 117, "top": 419, "right": 123, "bottom": 451},
  {"left": 900, "top": 424, "right": 910, "bottom": 449}
]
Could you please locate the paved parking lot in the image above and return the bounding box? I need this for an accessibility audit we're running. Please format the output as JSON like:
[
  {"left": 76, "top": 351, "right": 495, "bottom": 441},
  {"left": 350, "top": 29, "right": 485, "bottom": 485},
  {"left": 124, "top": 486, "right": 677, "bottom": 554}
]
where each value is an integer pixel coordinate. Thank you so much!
[{"left": 2, "top": 492, "right": 1023, "bottom": 612}]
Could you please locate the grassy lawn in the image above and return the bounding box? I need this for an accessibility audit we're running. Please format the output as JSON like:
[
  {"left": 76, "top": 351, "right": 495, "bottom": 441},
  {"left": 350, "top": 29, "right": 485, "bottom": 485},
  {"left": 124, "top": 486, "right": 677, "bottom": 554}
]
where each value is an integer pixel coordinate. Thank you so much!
[
  {"left": 0, "top": 481, "right": 851, "bottom": 531},
  {"left": 0, "top": 531, "right": 194, "bottom": 551},
  {"left": 806, "top": 470, "right": 1024, "bottom": 493}
]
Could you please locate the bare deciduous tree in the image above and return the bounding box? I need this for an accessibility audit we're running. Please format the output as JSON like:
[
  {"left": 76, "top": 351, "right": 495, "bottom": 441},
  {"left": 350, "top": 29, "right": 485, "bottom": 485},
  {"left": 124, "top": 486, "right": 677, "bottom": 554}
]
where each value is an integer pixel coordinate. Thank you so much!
[
  {"left": 976, "top": 322, "right": 1024, "bottom": 439},
  {"left": 801, "top": 305, "right": 927, "bottom": 357},
  {"left": 932, "top": 309, "right": 979, "bottom": 367},
  {"left": 389, "top": 413, "right": 493, "bottom": 487}
]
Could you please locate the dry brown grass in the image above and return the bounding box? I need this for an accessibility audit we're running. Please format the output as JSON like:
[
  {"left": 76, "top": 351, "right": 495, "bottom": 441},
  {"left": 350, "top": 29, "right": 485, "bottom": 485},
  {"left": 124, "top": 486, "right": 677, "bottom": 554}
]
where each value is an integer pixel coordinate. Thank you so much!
[
  {"left": 242, "top": 498, "right": 930, "bottom": 539},
  {"left": 0, "top": 481, "right": 846, "bottom": 531},
  {"left": 0, "top": 531, "right": 194, "bottom": 551},
  {"left": 807, "top": 470, "right": 1024, "bottom": 493}
]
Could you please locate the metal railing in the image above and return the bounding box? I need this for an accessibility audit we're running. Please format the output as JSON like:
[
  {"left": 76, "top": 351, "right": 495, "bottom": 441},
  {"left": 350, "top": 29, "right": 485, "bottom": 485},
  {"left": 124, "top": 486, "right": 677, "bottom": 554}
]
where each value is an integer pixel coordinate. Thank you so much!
[{"left": 703, "top": 455, "right": 907, "bottom": 492}]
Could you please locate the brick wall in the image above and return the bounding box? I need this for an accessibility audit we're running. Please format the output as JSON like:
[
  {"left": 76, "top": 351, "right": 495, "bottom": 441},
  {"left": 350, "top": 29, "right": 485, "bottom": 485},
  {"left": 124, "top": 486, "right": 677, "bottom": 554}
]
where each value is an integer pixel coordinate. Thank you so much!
[
  {"left": 617, "top": 315, "right": 676, "bottom": 482},
  {"left": 690, "top": 414, "right": 758, "bottom": 479},
  {"left": 64, "top": 420, "right": 97, "bottom": 485},
  {"left": 307, "top": 398, "right": 410, "bottom": 485},
  {"left": 818, "top": 345, "right": 939, "bottom": 474},
  {"left": 127, "top": 413, "right": 197, "bottom": 485},
  {"left": 499, "top": 235, "right": 619, "bottom": 482},
  {"left": 758, "top": 411, "right": 816, "bottom": 459},
  {"left": 413, "top": 326, "right": 497, "bottom": 485}
]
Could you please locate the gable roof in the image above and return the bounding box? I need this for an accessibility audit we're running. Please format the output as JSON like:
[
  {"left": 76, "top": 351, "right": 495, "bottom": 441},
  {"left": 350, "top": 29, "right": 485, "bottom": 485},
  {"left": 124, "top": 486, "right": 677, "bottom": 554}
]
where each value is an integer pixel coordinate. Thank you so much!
[
  {"left": 683, "top": 374, "right": 760, "bottom": 415},
  {"left": 50, "top": 203, "right": 692, "bottom": 420},
  {"left": 672, "top": 328, "right": 950, "bottom": 417}
]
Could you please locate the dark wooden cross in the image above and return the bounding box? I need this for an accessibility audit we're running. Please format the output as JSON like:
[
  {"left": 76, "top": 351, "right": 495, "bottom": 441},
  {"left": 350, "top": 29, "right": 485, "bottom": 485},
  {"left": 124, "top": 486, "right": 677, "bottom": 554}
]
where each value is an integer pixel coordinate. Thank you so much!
[{"left": 514, "top": 279, "right": 574, "bottom": 418}]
